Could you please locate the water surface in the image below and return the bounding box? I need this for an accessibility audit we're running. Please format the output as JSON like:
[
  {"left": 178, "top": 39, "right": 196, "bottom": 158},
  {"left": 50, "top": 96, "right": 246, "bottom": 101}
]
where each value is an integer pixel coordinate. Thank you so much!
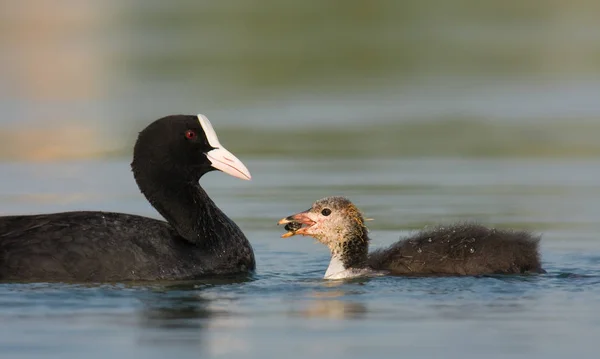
[{"left": 1, "top": 158, "right": 599, "bottom": 359}]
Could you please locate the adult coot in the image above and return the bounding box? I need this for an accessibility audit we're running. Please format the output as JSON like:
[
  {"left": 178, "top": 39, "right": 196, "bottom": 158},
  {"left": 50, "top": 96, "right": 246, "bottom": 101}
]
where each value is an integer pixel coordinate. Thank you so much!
[
  {"left": 278, "top": 196, "right": 543, "bottom": 279},
  {"left": 0, "top": 114, "right": 255, "bottom": 282}
]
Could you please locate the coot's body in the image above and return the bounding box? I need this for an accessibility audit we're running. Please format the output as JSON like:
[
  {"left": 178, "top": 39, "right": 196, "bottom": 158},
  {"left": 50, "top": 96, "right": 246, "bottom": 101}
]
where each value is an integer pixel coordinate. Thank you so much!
[
  {"left": 0, "top": 210, "right": 252, "bottom": 282},
  {"left": 0, "top": 114, "right": 255, "bottom": 282}
]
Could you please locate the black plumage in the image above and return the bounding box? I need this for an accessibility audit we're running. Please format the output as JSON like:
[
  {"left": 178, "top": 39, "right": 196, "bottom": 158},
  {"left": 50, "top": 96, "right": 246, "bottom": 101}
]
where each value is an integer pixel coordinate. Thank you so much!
[{"left": 0, "top": 115, "right": 255, "bottom": 282}]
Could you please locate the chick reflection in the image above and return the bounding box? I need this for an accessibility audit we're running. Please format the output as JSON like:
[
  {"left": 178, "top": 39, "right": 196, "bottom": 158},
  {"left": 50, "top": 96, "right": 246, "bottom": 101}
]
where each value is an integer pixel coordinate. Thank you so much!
[
  {"left": 295, "top": 300, "right": 367, "bottom": 320},
  {"left": 289, "top": 290, "right": 367, "bottom": 320}
]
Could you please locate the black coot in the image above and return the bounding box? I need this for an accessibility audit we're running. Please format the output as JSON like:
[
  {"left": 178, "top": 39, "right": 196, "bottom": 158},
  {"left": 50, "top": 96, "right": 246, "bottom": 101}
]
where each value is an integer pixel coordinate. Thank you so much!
[{"left": 0, "top": 114, "right": 255, "bottom": 282}]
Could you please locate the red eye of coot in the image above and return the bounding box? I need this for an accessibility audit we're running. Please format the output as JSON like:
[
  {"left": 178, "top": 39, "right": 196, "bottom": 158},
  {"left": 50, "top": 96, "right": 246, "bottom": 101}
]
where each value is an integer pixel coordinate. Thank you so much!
[{"left": 185, "top": 130, "right": 197, "bottom": 140}]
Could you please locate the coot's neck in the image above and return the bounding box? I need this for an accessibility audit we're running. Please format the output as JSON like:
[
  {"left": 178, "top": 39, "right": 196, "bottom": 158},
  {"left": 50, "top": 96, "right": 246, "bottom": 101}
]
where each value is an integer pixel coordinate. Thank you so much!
[
  {"left": 132, "top": 166, "right": 232, "bottom": 245},
  {"left": 325, "top": 230, "right": 370, "bottom": 277}
]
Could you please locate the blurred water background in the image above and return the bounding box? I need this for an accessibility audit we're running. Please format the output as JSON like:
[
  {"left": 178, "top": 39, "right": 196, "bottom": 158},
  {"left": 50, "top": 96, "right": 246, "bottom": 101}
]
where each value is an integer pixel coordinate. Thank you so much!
[{"left": 1, "top": 1, "right": 600, "bottom": 358}]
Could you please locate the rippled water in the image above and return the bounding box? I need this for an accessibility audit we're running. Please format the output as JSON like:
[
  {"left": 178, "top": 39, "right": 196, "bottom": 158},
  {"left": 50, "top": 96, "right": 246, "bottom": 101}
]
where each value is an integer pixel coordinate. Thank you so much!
[{"left": 1, "top": 158, "right": 599, "bottom": 358}]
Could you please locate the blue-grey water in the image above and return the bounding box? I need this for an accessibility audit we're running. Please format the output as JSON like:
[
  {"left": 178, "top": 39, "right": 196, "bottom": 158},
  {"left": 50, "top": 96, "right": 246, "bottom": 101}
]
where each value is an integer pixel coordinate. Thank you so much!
[{"left": 1, "top": 158, "right": 599, "bottom": 359}]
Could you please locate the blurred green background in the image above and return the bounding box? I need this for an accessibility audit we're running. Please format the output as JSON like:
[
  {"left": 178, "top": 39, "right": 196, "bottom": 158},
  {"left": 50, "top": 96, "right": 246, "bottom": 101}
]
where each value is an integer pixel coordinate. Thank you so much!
[{"left": 1, "top": 0, "right": 600, "bottom": 161}]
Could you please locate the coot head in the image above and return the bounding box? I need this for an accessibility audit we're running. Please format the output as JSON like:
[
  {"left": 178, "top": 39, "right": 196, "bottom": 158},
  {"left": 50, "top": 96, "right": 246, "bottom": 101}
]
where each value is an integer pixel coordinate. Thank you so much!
[
  {"left": 132, "top": 114, "right": 251, "bottom": 182},
  {"left": 278, "top": 196, "right": 369, "bottom": 249}
]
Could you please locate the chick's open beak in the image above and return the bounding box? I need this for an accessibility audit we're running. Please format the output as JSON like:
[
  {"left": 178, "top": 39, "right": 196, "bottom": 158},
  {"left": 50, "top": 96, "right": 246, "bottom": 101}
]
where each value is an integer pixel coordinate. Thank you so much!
[{"left": 277, "top": 209, "right": 315, "bottom": 238}]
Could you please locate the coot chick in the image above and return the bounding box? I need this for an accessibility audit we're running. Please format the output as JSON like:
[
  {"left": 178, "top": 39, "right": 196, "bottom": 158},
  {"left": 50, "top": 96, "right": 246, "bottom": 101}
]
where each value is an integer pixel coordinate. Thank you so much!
[
  {"left": 278, "top": 196, "right": 543, "bottom": 279},
  {"left": 0, "top": 114, "right": 255, "bottom": 282}
]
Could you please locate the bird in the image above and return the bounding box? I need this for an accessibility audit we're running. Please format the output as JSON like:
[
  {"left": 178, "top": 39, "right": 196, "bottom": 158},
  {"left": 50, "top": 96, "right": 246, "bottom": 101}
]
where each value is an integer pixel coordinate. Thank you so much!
[
  {"left": 278, "top": 196, "right": 544, "bottom": 280},
  {"left": 0, "top": 114, "right": 255, "bottom": 282}
]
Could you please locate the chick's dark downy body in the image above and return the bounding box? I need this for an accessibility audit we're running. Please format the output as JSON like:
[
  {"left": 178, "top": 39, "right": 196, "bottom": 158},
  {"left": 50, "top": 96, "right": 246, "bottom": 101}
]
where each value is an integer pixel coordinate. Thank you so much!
[{"left": 369, "top": 223, "right": 543, "bottom": 275}]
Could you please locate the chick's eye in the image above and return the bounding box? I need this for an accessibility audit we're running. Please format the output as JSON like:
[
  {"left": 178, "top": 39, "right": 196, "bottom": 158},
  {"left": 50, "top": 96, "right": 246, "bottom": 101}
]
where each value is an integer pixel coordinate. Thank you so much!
[
  {"left": 321, "top": 208, "right": 331, "bottom": 216},
  {"left": 185, "top": 130, "right": 197, "bottom": 140}
]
